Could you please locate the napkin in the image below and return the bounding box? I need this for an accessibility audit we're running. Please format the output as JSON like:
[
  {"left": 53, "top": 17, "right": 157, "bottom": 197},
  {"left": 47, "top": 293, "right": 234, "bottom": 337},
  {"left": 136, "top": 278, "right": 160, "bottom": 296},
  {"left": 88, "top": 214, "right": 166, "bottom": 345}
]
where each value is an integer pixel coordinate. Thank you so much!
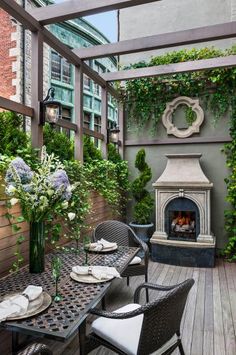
[
  {"left": 0, "top": 285, "right": 43, "bottom": 322},
  {"left": 89, "top": 238, "right": 117, "bottom": 252},
  {"left": 72, "top": 265, "right": 120, "bottom": 280}
]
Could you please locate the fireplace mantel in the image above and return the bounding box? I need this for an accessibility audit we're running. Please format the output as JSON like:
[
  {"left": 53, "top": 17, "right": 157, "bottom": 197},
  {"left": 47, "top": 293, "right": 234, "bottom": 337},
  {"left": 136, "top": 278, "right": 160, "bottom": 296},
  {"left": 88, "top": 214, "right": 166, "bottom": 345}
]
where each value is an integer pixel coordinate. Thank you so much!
[{"left": 151, "top": 154, "right": 215, "bottom": 267}]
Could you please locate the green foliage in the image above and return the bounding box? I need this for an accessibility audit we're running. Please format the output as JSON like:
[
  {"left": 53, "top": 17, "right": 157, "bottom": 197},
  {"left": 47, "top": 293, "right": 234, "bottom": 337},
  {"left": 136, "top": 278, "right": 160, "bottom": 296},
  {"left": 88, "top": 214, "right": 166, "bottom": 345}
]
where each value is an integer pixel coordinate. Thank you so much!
[
  {"left": 131, "top": 149, "right": 154, "bottom": 224},
  {"left": 122, "top": 46, "right": 236, "bottom": 133},
  {"left": 222, "top": 96, "right": 236, "bottom": 260},
  {"left": 84, "top": 160, "right": 121, "bottom": 211},
  {"left": 0, "top": 111, "right": 28, "bottom": 156},
  {"left": 108, "top": 143, "right": 122, "bottom": 163},
  {"left": 184, "top": 106, "right": 197, "bottom": 125},
  {"left": 43, "top": 124, "right": 74, "bottom": 161},
  {"left": 83, "top": 136, "right": 103, "bottom": 162}
]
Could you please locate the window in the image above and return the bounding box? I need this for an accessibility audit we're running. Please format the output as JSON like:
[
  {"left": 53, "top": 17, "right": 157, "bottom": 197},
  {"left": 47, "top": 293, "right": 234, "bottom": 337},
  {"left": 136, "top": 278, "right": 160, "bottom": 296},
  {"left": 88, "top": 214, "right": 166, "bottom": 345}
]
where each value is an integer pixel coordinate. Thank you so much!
[
  {"left": 84, "top": 113, "right": 91, "bottom": 129},
  {"left": 84, "top": 75, "right": 91, "bottom": 90},
  {"left": 61, "top": 107, "right": 72, "bottom": 137},
  {"left": 51, "top": 51, "right": 71, "bottom": 84},
  {"left": 94, "top": 115, "right": 101, "bottom": 147}
]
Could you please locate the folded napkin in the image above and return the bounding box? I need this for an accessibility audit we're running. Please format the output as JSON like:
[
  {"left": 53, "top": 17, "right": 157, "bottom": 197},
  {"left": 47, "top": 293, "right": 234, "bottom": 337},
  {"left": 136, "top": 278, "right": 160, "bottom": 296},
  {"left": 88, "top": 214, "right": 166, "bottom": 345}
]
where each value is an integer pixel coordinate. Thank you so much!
[
  {"left": 72, "top": 265, "right": 120, "bottom": 280},
  {"left": 0, "top": 285, "right": 43, "bottom": 322},
  {"left": 89, "top": 238, "right": 117, "bottom": 252}
]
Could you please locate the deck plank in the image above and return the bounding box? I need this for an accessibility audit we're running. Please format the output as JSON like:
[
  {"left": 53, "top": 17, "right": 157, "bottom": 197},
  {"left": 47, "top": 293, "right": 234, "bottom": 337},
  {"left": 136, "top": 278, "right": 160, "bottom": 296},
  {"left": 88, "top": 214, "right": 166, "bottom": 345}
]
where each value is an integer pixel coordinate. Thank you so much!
[{"left": 1, "top": 259, "right": 236, "bottom": 355}]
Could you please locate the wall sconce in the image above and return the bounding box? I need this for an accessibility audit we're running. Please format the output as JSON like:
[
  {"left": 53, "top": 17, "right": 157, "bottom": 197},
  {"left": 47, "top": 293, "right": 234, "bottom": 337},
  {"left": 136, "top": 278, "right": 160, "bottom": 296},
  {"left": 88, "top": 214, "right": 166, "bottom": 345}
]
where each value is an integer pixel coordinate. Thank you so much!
[
  {"left": 40, "top": 87, "right": 62, "bottom": 126},
  {"left": 108, "top": 124, "right": 120, "bottom": 145}
]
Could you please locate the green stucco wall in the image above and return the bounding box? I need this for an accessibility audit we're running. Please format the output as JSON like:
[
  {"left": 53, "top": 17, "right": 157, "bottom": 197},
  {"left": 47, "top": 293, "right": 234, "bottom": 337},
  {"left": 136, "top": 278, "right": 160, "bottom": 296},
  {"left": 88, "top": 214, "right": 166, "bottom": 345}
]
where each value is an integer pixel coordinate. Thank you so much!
[{"left": 125, "top": 102, "right": 231, "bottom": 250}]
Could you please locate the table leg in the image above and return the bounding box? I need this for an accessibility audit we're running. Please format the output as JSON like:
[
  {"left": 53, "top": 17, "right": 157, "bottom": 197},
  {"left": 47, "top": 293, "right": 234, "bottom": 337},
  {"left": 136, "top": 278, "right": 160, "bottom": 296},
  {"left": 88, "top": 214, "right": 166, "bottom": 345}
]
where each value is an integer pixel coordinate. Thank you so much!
[
  {"left": 12, "top": 332, "right": 19, "bottom": 355},
  {"left": 79, "top": 319, "right": 86, "bottom": 355}
]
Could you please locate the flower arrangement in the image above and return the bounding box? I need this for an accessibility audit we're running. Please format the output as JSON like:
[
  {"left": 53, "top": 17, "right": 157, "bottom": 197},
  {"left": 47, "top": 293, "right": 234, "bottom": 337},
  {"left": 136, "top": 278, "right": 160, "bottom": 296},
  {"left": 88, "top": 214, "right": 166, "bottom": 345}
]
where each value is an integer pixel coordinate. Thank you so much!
[
  {"left": 4, "top": 147, "right": 75, "bottom": 273},
  {"left": 5, "top": 147, "right": 73, "bottom": 222}
]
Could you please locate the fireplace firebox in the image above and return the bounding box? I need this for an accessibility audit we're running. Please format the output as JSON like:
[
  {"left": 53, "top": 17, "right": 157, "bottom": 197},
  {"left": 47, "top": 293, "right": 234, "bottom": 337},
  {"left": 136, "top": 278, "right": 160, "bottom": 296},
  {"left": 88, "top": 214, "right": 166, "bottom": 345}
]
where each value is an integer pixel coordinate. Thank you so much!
[
  {"left": 150, "top": 154, "right": 215, "bottom": 267},
  {"left": 165, "top": 197, "right": 200, "bottom": 242}
]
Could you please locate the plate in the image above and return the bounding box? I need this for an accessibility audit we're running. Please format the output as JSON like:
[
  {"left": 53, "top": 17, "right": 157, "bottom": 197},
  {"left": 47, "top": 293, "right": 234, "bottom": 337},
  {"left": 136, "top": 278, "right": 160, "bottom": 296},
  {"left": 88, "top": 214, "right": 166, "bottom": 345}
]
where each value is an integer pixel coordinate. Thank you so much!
[
  {"left": 70, "top": 271, "right": 114, "bottom": 284},
  {"left": 88, "top": 244, "right": 118, "bottom": 253},
  {"left": 2, "top": 292, "right": 51, "bottom": 321}
]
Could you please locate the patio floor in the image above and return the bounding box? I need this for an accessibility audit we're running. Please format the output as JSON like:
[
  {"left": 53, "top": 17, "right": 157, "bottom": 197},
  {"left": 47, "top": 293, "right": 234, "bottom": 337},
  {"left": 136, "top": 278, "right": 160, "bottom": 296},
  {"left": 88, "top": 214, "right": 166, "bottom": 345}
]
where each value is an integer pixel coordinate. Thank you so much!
[{"left": 1, "top": 258, "right": 236, "bottom": 354}]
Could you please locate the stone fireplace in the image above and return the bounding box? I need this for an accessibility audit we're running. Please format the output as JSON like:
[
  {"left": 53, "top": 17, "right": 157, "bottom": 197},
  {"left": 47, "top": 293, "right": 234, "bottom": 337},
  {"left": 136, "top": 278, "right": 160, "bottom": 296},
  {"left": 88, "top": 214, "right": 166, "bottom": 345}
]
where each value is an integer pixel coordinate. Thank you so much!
[{"left": 150, "top": 154, "right": 215, "bottom": 267}]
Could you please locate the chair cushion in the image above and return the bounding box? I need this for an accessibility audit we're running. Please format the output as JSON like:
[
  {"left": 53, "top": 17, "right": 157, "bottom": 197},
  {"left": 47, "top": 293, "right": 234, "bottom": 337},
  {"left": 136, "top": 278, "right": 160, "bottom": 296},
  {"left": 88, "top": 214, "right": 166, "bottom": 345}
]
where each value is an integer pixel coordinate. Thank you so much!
[
  {"left": 91, "top": 303, "right": 143, "bottom": 355},
  {"left": 91, "top": 303, "right": 178, "bottom": 355},
  {"left": 129, "top": 256, "right": 142, "bottom": 265}
]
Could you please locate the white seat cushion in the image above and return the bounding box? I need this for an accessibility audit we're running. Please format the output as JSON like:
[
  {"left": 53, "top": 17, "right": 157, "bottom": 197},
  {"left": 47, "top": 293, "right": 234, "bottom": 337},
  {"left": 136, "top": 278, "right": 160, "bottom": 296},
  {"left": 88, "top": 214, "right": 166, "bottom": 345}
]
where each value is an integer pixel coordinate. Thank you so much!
[
  {"left": 129, "top": 256, "right": 142, "bottom": 265},
  {"left": 92, "top": 303, "right": 178, "bottom": 355},
  {"left": 91, "top": 303, "right": 143, "bottom": 355}
]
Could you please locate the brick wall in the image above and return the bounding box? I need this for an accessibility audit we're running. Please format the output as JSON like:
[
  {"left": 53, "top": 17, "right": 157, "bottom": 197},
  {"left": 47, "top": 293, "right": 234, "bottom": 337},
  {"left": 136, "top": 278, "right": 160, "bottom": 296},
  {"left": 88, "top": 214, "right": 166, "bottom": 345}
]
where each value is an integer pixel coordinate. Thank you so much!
[{"left": 0, "top": 9, "right": 17, "bottom": 99}]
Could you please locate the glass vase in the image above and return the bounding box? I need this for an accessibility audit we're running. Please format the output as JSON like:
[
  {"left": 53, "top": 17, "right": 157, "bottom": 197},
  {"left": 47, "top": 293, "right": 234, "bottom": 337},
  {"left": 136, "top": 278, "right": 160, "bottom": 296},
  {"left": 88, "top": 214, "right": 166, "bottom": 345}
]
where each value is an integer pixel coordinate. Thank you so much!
[{"left": 29, "top": 221, "right": 45, "bottom": 273}]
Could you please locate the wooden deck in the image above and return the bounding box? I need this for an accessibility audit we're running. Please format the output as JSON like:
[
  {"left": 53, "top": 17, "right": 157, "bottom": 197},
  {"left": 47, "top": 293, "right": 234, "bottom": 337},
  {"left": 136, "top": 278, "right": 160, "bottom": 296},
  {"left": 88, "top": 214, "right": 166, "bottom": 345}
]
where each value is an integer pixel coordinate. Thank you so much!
[{"left": 1, "top": 258, "right": 236, "bottom": 354}]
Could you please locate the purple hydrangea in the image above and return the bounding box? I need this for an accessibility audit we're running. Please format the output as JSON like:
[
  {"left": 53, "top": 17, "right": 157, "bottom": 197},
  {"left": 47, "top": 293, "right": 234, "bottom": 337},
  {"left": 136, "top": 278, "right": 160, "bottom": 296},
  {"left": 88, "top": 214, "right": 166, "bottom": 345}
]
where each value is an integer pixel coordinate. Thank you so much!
[
  {"left": 5, "top": 158, "right": 33, "bottom": 185},
  {"left": 49, "top": 169, "right": 71, "bottom": 201}
]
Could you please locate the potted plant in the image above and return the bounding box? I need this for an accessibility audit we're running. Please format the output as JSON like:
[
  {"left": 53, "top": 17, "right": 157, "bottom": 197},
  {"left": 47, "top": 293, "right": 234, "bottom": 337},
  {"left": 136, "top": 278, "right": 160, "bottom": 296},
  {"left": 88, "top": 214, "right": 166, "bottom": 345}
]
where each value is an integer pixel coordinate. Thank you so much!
[{"left": 129, "top": 149, "right": 154, "bottom": 243}]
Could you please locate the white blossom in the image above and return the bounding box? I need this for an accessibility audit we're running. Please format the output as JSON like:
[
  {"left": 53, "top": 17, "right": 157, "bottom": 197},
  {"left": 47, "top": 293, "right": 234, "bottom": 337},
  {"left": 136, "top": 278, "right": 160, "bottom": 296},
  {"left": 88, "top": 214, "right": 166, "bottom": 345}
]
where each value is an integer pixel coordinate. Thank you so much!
[
  {"left": 68, "top": 212, "right": 76, "bottom": 221},
  {"left": 10, "top": 198, "right": 19, "bottom": 206}
]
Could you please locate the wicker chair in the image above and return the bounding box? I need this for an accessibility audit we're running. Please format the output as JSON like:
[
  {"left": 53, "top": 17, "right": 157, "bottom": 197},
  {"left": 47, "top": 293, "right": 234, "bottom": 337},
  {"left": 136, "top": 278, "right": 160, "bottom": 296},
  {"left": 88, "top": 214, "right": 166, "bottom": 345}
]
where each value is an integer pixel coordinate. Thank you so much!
[
  {"left": 17, "top": 343, "right": 52, "bottom": 355},
  {"left": 93, "top": 220, "right": 149, "bottom": 301},
  {"left": 81, "top": 279, "right": 194, "bottom": 355}
]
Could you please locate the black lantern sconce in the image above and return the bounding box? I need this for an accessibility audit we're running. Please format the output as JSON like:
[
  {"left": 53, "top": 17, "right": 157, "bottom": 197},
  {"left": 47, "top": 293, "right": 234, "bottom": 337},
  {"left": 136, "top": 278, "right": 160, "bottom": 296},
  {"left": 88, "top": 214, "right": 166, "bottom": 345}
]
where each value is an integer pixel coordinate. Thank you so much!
[
  {"left": 108, "top": 123, "right": 120, "bottom": 145},
  {"left": 40, "top": 87, "right": 62, "bottom": 126}
]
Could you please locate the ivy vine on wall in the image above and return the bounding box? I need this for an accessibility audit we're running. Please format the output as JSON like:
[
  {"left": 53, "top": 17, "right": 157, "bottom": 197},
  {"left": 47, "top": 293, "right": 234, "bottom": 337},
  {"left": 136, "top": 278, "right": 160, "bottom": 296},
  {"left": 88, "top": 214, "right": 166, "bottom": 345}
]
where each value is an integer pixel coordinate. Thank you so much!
[
  {"left": 121, "top": 45, "right": 236, "bottom": 259},
  {"left": 121, "top": 46, "right": 236, "bottom": 133}
]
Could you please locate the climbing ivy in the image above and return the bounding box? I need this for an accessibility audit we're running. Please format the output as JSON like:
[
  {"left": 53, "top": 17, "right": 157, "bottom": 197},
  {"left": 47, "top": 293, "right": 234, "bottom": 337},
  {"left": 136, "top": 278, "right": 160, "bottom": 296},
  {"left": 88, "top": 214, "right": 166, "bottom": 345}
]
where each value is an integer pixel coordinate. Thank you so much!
[
  {"left": 122, "top": 46, "right": 236, "bottom": 133},
  {"left": 121, "top": 45, "right": 236, "bottom": 258}
]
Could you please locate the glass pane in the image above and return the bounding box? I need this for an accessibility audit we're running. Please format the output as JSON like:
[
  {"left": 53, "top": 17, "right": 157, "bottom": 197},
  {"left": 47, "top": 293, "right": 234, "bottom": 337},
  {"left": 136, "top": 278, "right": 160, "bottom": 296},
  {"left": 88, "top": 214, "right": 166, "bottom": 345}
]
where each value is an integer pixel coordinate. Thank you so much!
[
  {"left": 51, "top": 52, "right": 61, "bottom": 81},
  {"left": 83, "top": 75, "right": 91, "bottom": 89},
  {"left": 62, "top": 59, "right": 71, "bottom": 84}
]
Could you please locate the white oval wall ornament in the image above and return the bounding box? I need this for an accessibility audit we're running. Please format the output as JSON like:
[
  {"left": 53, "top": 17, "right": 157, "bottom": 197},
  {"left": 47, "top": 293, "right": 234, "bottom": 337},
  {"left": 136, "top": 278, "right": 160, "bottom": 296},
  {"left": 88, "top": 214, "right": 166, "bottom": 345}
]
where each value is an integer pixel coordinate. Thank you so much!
[{"left": 162, "top": 96, "right": 204, "bottom": 138}]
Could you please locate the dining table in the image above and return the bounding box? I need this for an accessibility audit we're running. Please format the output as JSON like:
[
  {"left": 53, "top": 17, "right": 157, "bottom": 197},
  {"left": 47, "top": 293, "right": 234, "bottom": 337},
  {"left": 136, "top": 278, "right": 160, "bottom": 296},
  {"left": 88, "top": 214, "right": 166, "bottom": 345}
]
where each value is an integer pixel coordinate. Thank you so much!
[{"left": 0, "top": 244, "right": 139, "bottom": 354}]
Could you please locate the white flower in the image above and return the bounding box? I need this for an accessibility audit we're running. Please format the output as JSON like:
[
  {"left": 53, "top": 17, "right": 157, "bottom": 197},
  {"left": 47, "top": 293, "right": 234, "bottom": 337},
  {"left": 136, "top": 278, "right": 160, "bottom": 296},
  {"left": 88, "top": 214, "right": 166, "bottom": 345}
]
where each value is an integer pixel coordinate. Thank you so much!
[
  {"left": 10, "top": 198, "right": 19, "bottom": 206},
  {"left": 6, "top": 185, "right": 16, "bottom": 194},
  {"left": 68, "top": 212, "right": 76, "bottom": 221},
  {"left": 61, "top": 201, "right": 69, "bottom": 209}
]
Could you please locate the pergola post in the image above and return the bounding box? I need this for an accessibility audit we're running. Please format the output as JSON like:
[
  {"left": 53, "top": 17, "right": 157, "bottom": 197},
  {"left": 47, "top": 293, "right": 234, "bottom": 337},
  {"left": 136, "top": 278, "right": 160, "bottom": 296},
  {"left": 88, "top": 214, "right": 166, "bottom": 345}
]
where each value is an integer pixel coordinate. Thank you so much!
[
  {"left": 101, "top": 87, "right": 108, "bottom": 159},
  {"left": 74, "top": 66, "right": 84, "bottom": 162},
  {"left": 31, "top": 31, "right": 43, "bottom": 149},
  {"left": 118, "top": 102, "right": 125, "bottom": 159}
]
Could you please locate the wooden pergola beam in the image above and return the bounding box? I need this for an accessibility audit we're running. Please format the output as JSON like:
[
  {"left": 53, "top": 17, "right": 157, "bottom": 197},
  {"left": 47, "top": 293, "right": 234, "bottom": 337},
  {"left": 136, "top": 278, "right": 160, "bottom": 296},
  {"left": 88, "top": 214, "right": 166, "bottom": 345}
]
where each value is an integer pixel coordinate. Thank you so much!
[
  {"left": 0, "top": 96, "right": 34, "bottom": 117},
  {"left": 30, "top": 0, "right": 161, "bottom": 26},
  {"left": 0, "top": 0, "right": 119, "bottom": 99},
  {"left": 102, "top": 55, "right": 236, "bottom": 81},
  {"left": 74, "top": 21, "right": 236, "bottom": 60}
]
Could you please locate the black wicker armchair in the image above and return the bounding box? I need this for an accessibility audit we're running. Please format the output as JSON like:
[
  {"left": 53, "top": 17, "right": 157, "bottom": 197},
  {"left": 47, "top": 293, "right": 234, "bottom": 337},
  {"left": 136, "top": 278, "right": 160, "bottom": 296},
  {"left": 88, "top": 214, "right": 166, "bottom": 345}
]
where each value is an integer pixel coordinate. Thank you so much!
[
  {"left": 17, "top": 343, "right": 52, "bottom": 355},
  {"left": 93, "top": 220, "right": 149, "bottom": 300},
  {"left": 81, "top": 278, "right": 194, "bottom": 355}
]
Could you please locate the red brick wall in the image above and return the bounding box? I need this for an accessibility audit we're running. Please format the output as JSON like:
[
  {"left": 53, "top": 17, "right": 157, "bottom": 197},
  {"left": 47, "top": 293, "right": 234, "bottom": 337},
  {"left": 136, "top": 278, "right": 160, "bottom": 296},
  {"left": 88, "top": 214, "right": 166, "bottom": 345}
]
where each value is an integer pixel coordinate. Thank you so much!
[{"left": 0, "top": 9, "right": 17, "bottom": 99}]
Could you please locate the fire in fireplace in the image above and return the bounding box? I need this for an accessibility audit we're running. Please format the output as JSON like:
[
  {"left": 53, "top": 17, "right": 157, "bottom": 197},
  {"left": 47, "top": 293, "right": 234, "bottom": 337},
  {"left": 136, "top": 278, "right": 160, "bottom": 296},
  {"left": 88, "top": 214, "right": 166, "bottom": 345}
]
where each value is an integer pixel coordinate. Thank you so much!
[{"left": 164, "top": 197, "right": 200, "bottom": 242}]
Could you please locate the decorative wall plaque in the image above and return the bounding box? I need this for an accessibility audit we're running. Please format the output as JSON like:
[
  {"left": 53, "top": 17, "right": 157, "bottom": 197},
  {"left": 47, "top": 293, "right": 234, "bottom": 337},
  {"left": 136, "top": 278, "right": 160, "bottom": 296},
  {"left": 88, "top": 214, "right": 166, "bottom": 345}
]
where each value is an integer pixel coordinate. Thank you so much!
[{"left": 162, "top": 96, "right": 204, "bottom": 138}]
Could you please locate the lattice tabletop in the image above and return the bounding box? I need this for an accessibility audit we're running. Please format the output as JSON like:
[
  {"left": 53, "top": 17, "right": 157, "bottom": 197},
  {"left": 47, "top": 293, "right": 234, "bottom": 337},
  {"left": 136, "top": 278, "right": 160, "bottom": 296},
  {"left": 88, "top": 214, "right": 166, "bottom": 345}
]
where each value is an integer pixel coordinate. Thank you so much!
[{"left": 0, "top": 246, "right": 138, "bottom": 341}]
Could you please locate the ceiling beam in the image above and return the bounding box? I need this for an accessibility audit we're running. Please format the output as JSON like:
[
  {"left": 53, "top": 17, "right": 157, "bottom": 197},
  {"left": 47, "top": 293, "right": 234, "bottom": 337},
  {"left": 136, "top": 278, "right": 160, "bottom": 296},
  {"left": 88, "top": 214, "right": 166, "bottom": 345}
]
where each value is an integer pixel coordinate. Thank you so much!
[
  {"left": 30, "top": 0, "right": 161, "bottom": 26},
  {"left": 0, "top": 0, "right": 119, "bottom": 98},
  {"left": 102, "top": 55, "right": 236, "bottom": 81},
  {"left": 74, "top": 21, "right": 236, "bottom": 60}
]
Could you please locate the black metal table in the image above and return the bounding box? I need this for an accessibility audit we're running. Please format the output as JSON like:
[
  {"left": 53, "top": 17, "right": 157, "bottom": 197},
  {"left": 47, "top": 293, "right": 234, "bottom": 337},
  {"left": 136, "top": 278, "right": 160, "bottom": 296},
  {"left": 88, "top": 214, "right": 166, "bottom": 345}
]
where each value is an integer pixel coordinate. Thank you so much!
[{"left": 0, "top": 246, "right": 139, "bottom": 353}]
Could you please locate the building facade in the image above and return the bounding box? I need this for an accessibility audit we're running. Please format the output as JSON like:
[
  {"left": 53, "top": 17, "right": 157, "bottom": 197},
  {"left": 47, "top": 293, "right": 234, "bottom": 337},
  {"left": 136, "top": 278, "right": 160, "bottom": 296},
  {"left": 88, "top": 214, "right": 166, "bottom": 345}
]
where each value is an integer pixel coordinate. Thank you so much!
[{"left": 0, "top": 0, "right": 117, "bottom": 139}]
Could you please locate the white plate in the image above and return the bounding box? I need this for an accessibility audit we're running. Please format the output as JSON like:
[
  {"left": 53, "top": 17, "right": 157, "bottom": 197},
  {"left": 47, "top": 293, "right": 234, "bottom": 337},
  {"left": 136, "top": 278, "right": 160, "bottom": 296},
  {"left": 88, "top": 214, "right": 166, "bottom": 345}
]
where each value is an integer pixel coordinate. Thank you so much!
[
  {"left": 70, "top": 271, "right": 114, "bottom": 284},
  {"left": 2, "top": 292, "right": 51, "bottom": 320},
  {"left": 89, "top": 244, "right": 118, "bottom": 253}
]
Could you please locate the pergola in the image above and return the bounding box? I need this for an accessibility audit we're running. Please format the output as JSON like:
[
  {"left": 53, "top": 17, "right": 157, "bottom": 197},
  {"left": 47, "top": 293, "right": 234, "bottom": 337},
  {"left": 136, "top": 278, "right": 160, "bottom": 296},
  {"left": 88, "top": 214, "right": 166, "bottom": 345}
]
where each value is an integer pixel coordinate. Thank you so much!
[{"left": 0, "top": 0, "right": 236, "bottom": 161}]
